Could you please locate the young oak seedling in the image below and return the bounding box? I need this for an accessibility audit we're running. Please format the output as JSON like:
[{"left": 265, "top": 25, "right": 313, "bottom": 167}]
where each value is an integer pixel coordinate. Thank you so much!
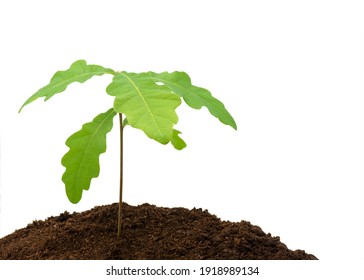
[{"left": 19, "top": 60, "right": 237, "bottom": 238}]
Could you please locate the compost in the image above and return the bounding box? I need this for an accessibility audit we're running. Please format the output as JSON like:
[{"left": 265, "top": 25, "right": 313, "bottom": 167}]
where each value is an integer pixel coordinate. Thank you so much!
[{"left": 0, "top": 202, "right": 317, "bottom": 260}]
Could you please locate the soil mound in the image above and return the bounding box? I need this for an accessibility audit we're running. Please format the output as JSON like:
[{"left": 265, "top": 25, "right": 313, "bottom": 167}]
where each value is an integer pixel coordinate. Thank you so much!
[{"left": 0, "top": 203, "right": 317, "bottom": 260}]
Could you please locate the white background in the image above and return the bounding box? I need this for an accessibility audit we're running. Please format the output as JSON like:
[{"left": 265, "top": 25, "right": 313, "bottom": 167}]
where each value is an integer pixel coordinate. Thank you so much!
[{"left": 0, "top": 0, "right": 363, "bottom": 264}]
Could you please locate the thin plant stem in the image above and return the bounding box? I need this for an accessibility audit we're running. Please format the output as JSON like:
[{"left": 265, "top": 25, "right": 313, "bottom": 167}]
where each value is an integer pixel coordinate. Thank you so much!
[{"left": 117, "top": 113, "right": 124, "bottom": 238}]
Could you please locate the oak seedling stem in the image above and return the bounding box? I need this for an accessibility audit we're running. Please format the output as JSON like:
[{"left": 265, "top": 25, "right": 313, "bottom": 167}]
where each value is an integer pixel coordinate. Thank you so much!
[{"left": 118, "top": 113, "right": 124, "bottom": 238}]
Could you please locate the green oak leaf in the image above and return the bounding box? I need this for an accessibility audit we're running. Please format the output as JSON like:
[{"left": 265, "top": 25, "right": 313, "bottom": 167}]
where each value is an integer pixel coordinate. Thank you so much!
[
  {"left": 19, "top": 60, "right": 115, "bottom": 112},
  {"left": 149, "top": 72, "right": 237, "bottom": 130},
  {"left": 61, "top": 108, "right": 116, "bottom": 203},
  {"left": 171, "top": 129, "right": 187, "bottom": 150},
  {"left": 19, "top": 59, "right": 237, "bottom": 210},
  {"left": 123, "top": 118, "right": 129, "bottom": 127},
  {"left": 106, "top": 72, "right": 181, "bottom": 144}
]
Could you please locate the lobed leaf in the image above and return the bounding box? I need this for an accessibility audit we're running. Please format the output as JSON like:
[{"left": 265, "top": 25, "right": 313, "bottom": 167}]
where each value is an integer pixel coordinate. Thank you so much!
[
  {"left": 149, "top": 72, "right": 237, "bottom": 130},
  {"left": 19, "top": 60, "right": 115, "bottom": 112},
  {"left": 171, "top": 129, "right": 187, "bottom": 150},
  {"left": 106, "top": 72, "right": 181, "bottom": 144},
  {"left": 61, "top": 108, "right": 117, "bottom": 203}
]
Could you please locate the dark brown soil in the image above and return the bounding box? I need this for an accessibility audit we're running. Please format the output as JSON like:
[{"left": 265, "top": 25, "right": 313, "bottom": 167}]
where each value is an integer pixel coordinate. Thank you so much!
[{"left": 0, "top": 202, "right": 317, "bottom": 260}]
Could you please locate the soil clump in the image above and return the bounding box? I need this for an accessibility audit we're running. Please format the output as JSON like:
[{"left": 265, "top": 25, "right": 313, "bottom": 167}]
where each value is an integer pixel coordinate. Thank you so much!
[{"left": 0, "top": 203, "right": 317, "bottom": 260}]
